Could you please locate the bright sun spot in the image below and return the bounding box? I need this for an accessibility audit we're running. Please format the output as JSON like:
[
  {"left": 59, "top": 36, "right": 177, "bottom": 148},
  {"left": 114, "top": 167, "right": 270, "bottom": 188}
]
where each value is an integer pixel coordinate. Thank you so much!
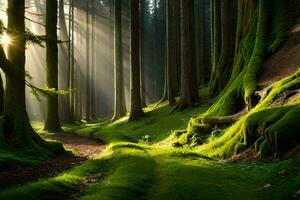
[{"left": 1, "top": 33, "right": 11, "bottom": 46}]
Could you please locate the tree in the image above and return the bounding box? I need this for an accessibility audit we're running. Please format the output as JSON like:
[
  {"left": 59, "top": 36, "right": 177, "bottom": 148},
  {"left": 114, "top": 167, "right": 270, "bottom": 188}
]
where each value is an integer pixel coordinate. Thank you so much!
[
  {"left": 129, "top": 0, "right": 144, "bottom": 120},
  {"left": 0, "top": 75, "right": 3, "bottom": 114},
  {"left": 209, "top": 0, "right": 237, "bottom": 95},
  {"left": 44, "top": 0, "right": 62, "bottom": 132},
  {"left": 197, "top": 0, "right": 207, "bottom": 86},
  {"left": 165, "top": 0, "right": 178, "bottom": 105},
  {"left": 0, "top": 0, "right": 63, "bottom": 152},
  {"left": 178, "top": 0, "right": 198, "bottom": 108},
  {"left": 58, "top": 0, "right": 75, "bottom": 123},
  {"left": 140, "top": 0, "right": 146, "bottom": 108},
  {"left": 90, "top": 0, "right": 97, "bottom": 120},
  {"left": 86, "top": 0, "right": 91, "bottom": 121},
  {"left": 69, "top": 0, "right": 76, "bottom": 119},
  {"left": 113, "top": 0, "right": 127, "bottom": 120}
]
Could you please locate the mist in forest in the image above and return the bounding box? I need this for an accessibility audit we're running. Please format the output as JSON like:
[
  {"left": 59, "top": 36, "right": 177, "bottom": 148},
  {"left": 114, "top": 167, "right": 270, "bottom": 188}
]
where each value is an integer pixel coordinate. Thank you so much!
[
  {"left": 0, "top": 0, "right": 210, "bottom": 122},
  {"left": 0, "top": 0, "right": 167, "bottom": 122}
]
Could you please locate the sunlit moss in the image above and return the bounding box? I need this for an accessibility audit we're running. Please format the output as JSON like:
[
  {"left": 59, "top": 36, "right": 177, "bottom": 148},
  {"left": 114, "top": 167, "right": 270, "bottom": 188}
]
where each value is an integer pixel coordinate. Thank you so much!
[{"left": 196, "top": 70, "right": 300, "bottom": 158}]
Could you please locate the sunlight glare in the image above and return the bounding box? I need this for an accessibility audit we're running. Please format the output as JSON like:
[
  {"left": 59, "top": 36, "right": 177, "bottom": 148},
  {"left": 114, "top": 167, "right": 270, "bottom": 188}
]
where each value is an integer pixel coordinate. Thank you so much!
[{"left": 1, "top": 33, "right": 11, "bottom": 46}]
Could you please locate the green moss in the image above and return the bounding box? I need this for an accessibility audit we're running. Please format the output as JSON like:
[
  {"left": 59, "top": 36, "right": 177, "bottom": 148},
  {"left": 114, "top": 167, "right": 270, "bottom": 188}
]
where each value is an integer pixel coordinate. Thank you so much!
[
  {"left": 2, "top": 97, "right": 300, "bottom": 199},
  {"left": 243, "top": 0, "right": 269, "bottom": 107},
  {"left": 196, "top": 70, "right": 300, "bottom": 158},
  {"left": 266, "top": 107, "right": 300, "bottom": 153}
]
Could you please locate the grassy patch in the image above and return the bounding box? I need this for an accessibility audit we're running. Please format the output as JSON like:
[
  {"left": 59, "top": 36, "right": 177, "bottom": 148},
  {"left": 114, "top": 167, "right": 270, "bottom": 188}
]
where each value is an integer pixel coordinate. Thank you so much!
[
  {"left": 74, "top": 103, "right": 208, "bottom": 144},
  {"left": 1, "top": 95, "right": 300, "bottom": 199}
]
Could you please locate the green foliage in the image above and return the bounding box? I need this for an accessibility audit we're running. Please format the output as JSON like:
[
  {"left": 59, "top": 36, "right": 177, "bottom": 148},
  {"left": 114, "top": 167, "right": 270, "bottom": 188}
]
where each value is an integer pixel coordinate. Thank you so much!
[{"left": 24, "top": 29, "right": 45, "bottom": 47}]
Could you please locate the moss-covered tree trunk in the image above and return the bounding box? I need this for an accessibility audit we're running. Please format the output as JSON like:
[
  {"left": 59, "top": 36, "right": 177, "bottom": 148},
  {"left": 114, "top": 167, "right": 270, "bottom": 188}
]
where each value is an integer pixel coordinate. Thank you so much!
[
  {"left": 243, "top": 0, "right": 269, "bottom": 110},
  {"left": 209, "top": 0, "right": 237, "bottom": 95},
  {"left": 113, "top": 0, "right": 127, "bottom": 120},
  {"left": 0, "top": 1, "right": 30, "bottom": 146},
  {"left": 0, "top": 0, "right": 63, "bottom": 152},
  {"left": 179, "top": 0, "right": 198, "bottom": 108},
  {"left": 129, "top": 0, "right": 144, "bottom": 120},
  {"left": 44, "top": 0, "right": 62, "bottom": 132}
]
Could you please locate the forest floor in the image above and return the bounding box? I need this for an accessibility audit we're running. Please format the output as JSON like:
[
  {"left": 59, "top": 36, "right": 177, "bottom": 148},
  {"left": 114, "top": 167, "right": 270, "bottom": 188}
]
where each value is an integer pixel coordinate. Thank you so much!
[
  {"left": 0, "top": 103, "right": 300, "bottom": 200},
  {"left": 0, "top": 132, "right": 105, "bottom": 191}
]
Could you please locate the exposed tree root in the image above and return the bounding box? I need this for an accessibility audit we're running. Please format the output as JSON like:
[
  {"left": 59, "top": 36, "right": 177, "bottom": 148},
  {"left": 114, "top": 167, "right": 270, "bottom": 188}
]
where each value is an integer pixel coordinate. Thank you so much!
[{"left": 201, "top": 109, "right": 247, "bottom": 125}]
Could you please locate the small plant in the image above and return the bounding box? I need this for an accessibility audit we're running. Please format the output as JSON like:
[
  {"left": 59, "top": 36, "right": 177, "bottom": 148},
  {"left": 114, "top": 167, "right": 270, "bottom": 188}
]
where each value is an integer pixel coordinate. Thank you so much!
[
  {"left": 172, "top": 142, "right": 183, "bottom": 148},
  {"left": 139, "top": 135, "right": 152, "bottom": 144},
  {"left": 190, "top": 133, "right": 207, "bottom": 147}
]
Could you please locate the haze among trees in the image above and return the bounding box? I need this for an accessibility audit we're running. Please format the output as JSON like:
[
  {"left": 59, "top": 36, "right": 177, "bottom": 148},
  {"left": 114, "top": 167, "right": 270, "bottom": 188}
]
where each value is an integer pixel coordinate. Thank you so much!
[{"left": 0, "top": 0, "right": 299, "bottom": 199}]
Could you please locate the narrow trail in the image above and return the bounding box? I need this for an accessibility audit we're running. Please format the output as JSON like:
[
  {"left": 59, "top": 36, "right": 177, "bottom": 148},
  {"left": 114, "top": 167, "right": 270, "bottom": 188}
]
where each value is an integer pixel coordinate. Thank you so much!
[{"left": 0, "top": 134, "right": 105, "bottom": 190}]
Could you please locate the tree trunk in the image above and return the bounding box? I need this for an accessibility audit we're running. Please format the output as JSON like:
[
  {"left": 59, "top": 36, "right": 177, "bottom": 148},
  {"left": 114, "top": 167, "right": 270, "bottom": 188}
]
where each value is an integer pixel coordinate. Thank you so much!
[
  {"left": 85, "top": 0, "right": 91, "bottom": 121},
  {"left": 0, "top": 0, "right": 63, "bottom": 152},
  {"left": 0, "top": 75, "right": 3, "bottom": 114},
  {"left": 179, "top": 0, "right": 198, "bottom": 108},
  {"left": 69, "top": 0, "right": 76, "bottom": 120},
  {"left": 198, "top": 0, "right": 206, "bottom": 86},
  {"left": 174, "top": 0, "right": 181, "bottom": 96},
  {"left": 44, "top": 0, "right": 62, "bottom": 132},
  {"left": 90, "top": 0, "right": 97, "bottom": 120},
  {"left": 209, "top": 0, "right": 237, "bottom": 95},
  {"left": 59, "top": 0, "right": 75, "bottom": 123},
  {"left": 209, "top": 0, "right": 221, "bottom": 94},
  {"left": 166, "top": 0, "right": 177, "bottom": 105},
  {"left": 140, "top": 0, "right": 146, "bottom": 108},
  {"left": 113, "top": 0, "right": 127, "bottom": 120},
  {"left": 129, "top": 0, "right": 144, "bottom": 120}
]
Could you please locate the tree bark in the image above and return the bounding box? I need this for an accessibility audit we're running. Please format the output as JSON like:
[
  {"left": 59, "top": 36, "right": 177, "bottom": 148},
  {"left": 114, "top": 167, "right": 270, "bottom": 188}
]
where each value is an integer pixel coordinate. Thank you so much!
[
  {"left": 140, "top": 0, "right": 147, "bottom": 108},
  {"left": 179, "top": 0, "right": 198, "bottom": 108},
  {"left": 113, "top": 0, "right": 127, "bottom": 120},
  {"left": 90, "top": 0, "right": 97, "bottom": 120},
  {"left": 129, "top": 0, "right": 144, "bottom": 120},
  {"left": 198, "top": 0, "right": 206, "bottom": 86},
  {"left": 0, "top": 75, "right": 3, "bottom": 114},
  {"left": 166, "top": 0, "right": 177, "bottom": 105},
  {"left": 0, "top": 0, "right": 63, "bottom": 152},
  {"left": 209, "top": 0, "right": 237, "bottom": 95},
  {"left": 174, "top": 0, "right": 181, "bottom": 96},
  {"left": 85, "top": 0, "right": 91, "bottom": 121},
  {"left": 59, "top": 0, "right": 75, "bottom": 123},
  {"left": 44, "top": 0, "right": 62, "bottom": 132}
]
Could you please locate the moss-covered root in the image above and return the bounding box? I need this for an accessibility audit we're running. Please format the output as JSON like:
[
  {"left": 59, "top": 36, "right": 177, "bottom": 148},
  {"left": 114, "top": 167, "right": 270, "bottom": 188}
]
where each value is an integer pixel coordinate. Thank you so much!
[
  {"left": 0, "top": 113, "right": 65, "bottom": 155},
  {"left": 265, "top": 106, "right": 300, "bottom": 155},
  {"left": 196, "top": 70, "right": 300, "bottom": 158},
  {"left": 245, "top": 106, "right": 299, "bottom": 157}
]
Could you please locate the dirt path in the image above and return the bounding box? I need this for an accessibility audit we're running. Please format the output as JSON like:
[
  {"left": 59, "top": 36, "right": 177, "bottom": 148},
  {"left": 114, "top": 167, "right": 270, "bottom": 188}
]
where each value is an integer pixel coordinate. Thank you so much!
[{"left": 0, "top": 134, "right": 105, "bottom": 190}]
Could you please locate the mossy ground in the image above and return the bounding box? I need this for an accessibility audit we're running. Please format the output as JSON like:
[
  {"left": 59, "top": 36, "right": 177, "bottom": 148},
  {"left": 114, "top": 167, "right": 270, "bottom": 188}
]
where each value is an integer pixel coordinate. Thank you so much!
[{"left": 1, "top": 102, "right": 300, "bottom": 199}]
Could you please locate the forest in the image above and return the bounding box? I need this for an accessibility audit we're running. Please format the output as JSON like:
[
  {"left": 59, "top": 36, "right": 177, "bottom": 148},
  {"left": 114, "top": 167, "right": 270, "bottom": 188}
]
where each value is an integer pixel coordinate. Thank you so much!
[{"left": 0, "top": 0, "right": 299, "bottom": 199}]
